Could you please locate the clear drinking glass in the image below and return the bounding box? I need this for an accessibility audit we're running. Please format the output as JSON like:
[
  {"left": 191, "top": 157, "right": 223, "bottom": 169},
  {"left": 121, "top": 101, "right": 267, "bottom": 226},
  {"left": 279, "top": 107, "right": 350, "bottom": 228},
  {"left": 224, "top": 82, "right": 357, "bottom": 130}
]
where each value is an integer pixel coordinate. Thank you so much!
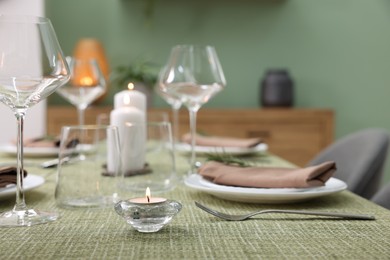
[
  {"left": 0, "top": 15, "right": 70, "bottom": 227},
  {"left": 118, "top": 122, "right": 177, "bottom": 193},
  {"left": 158, "top": 45, "right": 226, "bottom": 175},
  {"left": 56, "top": 57, "right": 106, "bottom": 125},
  {"left": 147, "top": 110, "right": 170, "bottom": 124},
  {"left": 97, "top": 112, "right": 170, "bottom": 127},
  {"left": 55, "top": 125, "right": 122, "bottom": 208},
  {"left": 96, "top": 113, "right": 110, "bottom": 125}
]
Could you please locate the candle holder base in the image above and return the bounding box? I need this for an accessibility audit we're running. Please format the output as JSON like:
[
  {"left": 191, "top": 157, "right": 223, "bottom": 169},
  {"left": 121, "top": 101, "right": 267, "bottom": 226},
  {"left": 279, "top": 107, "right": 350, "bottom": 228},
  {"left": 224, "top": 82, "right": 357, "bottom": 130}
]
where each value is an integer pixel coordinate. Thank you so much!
[
  {"left": 114, "top": 199, "right": 182, "bottom": 233},
  {"left": 102, "top": 163, "right": 152, "bottom": 177}
]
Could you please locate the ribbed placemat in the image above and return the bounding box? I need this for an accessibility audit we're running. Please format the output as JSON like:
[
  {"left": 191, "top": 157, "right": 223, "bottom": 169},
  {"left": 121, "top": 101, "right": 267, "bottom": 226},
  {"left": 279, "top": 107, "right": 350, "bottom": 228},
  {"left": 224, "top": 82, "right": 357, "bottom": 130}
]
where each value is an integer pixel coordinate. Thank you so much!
[{"left": 0, "top": 154, "right": 389, "bottom": 259}]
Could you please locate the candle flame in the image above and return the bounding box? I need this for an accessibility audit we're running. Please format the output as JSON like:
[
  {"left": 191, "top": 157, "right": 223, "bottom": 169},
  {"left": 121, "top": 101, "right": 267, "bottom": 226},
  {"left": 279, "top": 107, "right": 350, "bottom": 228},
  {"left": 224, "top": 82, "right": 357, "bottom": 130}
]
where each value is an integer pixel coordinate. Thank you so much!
[
  {"left": 123, "top": 94, "right": 131, "bottom": 105},
  {"left": 80, "top": 76, "right": 93, "bottom": 86},
  {"left": 146, "top": 187, "right": 151, "bottom": 203},
  {"left": 128, "top": 83, "right": 134, "bottom": 90}
]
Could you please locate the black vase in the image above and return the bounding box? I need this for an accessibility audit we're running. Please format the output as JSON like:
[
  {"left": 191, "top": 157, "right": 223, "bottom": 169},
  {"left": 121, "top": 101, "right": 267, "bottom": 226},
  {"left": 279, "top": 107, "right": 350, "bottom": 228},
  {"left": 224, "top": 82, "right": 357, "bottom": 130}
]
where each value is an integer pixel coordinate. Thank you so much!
[{"left": 260, "top": 69, "right": 294, "bottom": 107}]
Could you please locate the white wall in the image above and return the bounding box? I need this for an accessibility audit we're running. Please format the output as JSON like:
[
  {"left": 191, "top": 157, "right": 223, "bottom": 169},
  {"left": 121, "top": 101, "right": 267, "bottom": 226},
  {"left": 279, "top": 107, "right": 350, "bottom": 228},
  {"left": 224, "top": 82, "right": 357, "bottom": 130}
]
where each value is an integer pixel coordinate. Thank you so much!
[
  {"left": 0, "top": 0, "right": 46, "bottom": 144},
  {"left": 0, "top": 0, "right": 43, "bottom": 15}
]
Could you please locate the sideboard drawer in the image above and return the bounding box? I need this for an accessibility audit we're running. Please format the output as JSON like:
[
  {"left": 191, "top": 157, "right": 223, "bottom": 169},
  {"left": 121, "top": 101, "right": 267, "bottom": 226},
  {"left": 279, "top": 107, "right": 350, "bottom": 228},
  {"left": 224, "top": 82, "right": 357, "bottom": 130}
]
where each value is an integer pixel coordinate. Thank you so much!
[{"left": 175, "top": 108, "right": 334, "bottom": 166}]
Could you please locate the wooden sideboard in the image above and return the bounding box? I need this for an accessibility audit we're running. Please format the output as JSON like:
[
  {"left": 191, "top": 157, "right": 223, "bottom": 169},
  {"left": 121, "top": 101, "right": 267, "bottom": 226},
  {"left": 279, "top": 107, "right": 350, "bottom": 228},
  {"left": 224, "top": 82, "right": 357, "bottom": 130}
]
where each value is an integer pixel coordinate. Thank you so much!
[{"left": 47, "top": 106, "right": 334, "bottom": 167}]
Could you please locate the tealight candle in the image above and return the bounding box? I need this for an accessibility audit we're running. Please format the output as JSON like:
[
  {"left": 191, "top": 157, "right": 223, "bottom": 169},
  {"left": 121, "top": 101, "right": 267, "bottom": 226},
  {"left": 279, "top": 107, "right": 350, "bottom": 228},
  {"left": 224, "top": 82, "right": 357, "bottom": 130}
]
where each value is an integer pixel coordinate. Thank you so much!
[{"left": 129, "top": 187, "right": 167, "bottom": 204}]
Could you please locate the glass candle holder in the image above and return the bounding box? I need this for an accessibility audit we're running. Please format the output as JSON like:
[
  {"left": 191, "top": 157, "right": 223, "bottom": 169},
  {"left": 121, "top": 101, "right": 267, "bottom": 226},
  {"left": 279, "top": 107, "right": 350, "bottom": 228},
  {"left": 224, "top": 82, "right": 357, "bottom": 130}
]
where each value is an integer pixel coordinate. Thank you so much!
[{"left": 114, "top": 199, "right": 182, "bottom": 233}]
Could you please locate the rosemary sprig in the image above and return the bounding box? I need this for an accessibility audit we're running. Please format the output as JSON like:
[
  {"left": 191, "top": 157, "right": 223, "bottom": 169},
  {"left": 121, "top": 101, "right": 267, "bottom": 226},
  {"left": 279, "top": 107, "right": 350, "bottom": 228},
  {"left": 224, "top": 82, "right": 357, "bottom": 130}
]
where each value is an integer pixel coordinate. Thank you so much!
[{"left": 205, "top": 152, "right": 251, "bottom": 167}]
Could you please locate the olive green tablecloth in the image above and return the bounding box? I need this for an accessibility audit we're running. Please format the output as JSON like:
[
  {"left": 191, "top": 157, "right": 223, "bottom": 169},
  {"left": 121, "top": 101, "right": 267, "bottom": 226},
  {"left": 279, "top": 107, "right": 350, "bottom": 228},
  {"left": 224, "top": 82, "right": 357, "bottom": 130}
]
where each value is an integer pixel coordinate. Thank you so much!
[{"left": 0, "top": 153, "right": 389, "bottom": 259}]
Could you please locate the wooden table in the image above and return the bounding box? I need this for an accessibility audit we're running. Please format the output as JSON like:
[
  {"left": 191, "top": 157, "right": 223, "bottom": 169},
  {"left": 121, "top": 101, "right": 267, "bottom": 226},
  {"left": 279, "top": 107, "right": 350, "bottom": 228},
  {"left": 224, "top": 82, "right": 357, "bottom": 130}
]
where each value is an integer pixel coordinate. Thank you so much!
[{"left": 0, "top": 152, "right": 388, "bottom": 259}]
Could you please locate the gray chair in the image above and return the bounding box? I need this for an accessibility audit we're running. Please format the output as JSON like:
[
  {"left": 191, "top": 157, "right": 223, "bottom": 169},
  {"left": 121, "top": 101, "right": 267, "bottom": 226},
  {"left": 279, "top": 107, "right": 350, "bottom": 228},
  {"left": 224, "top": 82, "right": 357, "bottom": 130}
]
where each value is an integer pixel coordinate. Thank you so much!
[
  {"left": 371, "top": 182, "right": 390, "bottom": 210},
  {"left": 307, "top": 128, "right": 389, "bottom": 199}
]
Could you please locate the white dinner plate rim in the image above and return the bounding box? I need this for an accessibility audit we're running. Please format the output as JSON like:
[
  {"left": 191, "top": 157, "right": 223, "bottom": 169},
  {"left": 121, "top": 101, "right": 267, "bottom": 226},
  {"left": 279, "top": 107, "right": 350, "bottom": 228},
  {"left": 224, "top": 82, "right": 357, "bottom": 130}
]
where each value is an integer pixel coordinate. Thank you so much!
[
  {"left": 0, "top": 144, "right": 94, "bottom": 157},
  {"left": 0, "top": 174, "right": 45, "bottom": 200},
  {"left": 184, "top": 174, "right": 347, "bottom": 203},
  {"left": 175, "top": 143, "right": 268, "bottom": 155},
  {"left": 0, "top": 144, "right": 59, "bottom": 157}
]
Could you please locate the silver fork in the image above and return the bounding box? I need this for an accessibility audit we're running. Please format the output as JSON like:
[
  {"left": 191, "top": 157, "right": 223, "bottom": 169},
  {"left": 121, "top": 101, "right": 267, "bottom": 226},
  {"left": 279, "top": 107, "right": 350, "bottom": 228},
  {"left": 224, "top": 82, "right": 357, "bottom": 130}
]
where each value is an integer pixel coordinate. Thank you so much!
[{"left": 195, "top": 202, "right": 375, "bottom": 221}]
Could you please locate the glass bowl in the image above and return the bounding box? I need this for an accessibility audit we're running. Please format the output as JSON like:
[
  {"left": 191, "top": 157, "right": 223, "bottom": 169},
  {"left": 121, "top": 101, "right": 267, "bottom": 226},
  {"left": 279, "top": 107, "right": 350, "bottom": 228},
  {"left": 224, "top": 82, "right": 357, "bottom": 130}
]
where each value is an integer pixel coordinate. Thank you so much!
[{"left": 114, "top": 199, "right": 182, "bottom": 233}]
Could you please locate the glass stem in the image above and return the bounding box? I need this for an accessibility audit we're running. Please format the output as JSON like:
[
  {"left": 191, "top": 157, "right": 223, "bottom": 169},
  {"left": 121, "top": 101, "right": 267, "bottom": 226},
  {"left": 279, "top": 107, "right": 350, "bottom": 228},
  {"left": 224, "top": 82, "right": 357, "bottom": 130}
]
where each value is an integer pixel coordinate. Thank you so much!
[
  {"left": 171, "top": 103, "right": 181, "bottom": 143},
  {"left": 188, "top": 109, "right": 198, "bottom": 175},
  {"left": 13, "top": 111, "right": 27, "bottom": 212},
  {"left": 77, "top": 107, "right": 85, "bottom": 126}
]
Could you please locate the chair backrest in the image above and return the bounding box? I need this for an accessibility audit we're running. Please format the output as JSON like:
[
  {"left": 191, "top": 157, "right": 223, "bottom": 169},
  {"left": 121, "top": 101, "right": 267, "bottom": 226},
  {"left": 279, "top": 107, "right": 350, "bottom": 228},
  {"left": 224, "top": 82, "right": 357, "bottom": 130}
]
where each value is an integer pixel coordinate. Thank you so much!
[
  {"left": 307, "top": 128, "right": 389, "bottom": 199},
  {"left": 371, "top": 182, "right": 390, "bottom": 210}
]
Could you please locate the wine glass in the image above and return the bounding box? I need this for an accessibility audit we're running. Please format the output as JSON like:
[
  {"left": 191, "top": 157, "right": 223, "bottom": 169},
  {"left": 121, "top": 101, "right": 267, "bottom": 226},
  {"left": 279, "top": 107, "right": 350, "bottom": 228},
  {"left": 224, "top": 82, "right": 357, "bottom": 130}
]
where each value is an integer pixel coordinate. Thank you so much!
[
  {"left": 158, "top": 45, "right": 226, "bottom": 175},
  {"left": 0, "top": 15, "right": 70, "bottom": 226},
  {"left": 155, "top": 86, "right": 182, "bottom": 143},
  {"left": 56, "top": 57, "right": 106, "bottom": 125}
]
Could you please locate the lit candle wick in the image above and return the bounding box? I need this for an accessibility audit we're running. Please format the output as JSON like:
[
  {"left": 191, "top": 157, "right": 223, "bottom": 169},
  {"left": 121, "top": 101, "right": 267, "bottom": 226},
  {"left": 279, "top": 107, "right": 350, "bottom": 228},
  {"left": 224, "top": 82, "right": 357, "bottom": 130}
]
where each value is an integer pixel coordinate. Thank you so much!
[
  {"left": 146, "top": 187, "right": 151, "bottom": 203},
  {"left": 128, "top": 82, "right": 134, "bottom": 90}
]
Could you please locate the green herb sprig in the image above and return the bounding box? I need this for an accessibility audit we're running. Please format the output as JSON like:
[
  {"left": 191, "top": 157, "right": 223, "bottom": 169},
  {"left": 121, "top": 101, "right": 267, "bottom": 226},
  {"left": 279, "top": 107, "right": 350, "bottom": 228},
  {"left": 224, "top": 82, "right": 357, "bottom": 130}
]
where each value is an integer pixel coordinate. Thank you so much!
[
  {"left": 205, "top": 152, "right": 251, "bottom": 167},
  {"left": 111, "top": 59, "right": 159, "bottom": 88}
]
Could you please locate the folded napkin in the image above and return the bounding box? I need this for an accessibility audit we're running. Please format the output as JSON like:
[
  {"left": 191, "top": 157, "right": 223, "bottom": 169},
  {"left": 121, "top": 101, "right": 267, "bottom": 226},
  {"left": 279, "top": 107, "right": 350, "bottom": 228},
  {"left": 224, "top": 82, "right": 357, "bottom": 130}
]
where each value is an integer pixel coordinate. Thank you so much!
[
  {"left": 182, "top": 133, "right": 263, "bottom": 148},
  {"left": 0, "top": 167, "right": 27, "bottom": 188},
  {"left": 198, "top": 161, "right": 336, "bottom": 188},
  {"left": 23, "top": 137, "right": 60, "bottom": 148},
  {"left": 13, "top": 137, "right": 79, "bottom": 148}
]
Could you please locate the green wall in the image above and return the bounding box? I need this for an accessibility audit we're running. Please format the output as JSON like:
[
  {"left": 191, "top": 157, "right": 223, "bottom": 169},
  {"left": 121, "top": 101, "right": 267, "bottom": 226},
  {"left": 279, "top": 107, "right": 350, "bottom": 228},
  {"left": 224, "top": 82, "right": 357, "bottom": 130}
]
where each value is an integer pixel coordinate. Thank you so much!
[{"left": 46, "top": 0, "right": 390, "bottom": 183}]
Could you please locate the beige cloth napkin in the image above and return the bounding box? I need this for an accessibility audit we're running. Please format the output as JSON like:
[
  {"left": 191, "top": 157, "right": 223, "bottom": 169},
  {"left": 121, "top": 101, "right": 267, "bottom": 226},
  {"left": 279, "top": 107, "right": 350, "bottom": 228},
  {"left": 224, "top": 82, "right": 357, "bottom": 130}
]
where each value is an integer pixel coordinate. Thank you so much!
[
  {"left": 198, "top": 161, "right": 336, "bottom": 188},
  {"left": 182, "top": 133, "right": 263, "bottom": 148},
  {"left": 23, "top": 137, "right": 60, "bottom": 148},
  {"left": 14, "top": 137, "right": 78, "bottom": 148},
  {"left": 0, "top": 167, "right": 27, "bottom": 188}
]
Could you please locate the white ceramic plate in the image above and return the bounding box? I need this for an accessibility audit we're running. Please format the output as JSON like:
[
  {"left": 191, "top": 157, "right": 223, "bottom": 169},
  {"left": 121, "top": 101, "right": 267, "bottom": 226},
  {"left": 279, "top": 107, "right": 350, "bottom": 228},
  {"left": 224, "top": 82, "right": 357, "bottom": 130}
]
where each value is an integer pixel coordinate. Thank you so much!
[
  {"left": 0, "top": 145, "right": 59, "bottom": 157},
  {"left": 0, "top": 174, "right": 45, "bottom": 200},
  {"left": 175, "top": 143, "right": 268, "bottom": 156},
  {"left": 184, "top": 174, "right": 347, "bottom": 203}
]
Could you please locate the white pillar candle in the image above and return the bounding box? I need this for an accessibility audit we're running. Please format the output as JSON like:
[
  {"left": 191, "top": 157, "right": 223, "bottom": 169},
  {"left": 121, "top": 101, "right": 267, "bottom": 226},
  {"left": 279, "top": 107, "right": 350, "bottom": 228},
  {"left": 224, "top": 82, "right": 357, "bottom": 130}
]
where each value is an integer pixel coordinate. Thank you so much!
[
  {"left": 109, "top": 106, "right": 146, "bottom": 173},
  {"left": 110, "top": 106, "right": 145, "bottom": 143},
  {"left": 123, "top": 121, "right": 146, "bottom": 173},
  {"left": 114, "top": 83, "right": 146, "bottom": 113},
  {"left": 108, "top": 83, "right": 147, "bottom": 173},
  {"left": 107, "top": 83, "right": 146, "bottom": 173}
]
